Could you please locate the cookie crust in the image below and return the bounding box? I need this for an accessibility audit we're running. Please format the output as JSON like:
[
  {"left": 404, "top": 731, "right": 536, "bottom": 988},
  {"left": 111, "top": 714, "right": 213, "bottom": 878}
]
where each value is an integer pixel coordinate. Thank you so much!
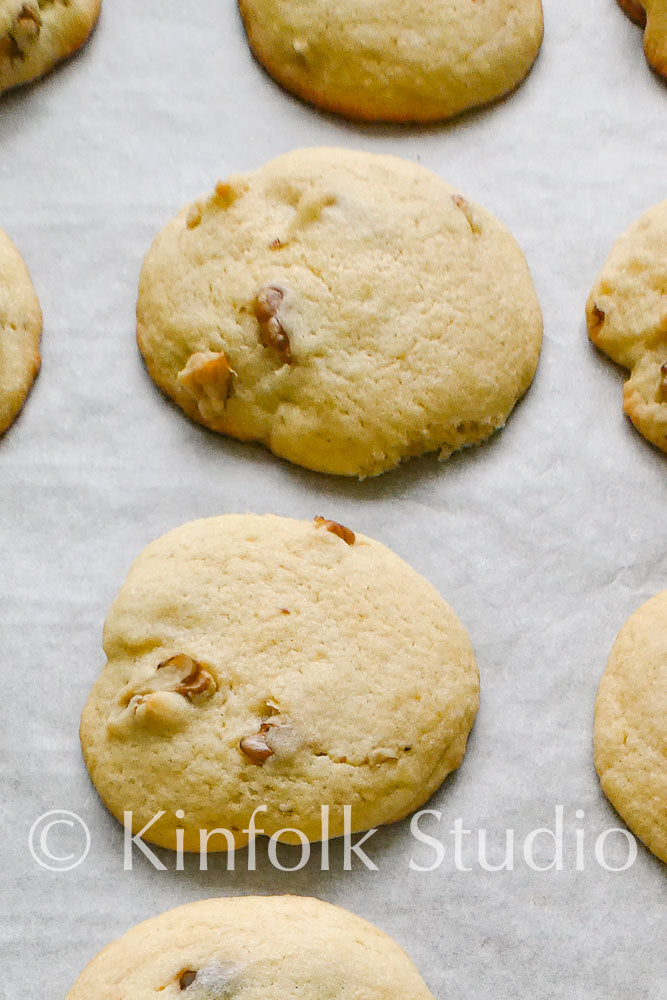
[
  {"left": 80, "top": 514, "right": 480, "bottom": 852},
  {"left": 0, "top": 0, "right": 101, "bottom": 96},
  {"left": 0, "top": 228, "right": 41, "bottom": 434},
  {"left": 137, "top": 148, "right": 543, "bottom": 478},
  {"left": 67, "top": 896, "right": 436, "bottom": 999},
  {"left": 594, "top": 592, "right": 667, "bottom": 864},
  {"left": 238, "top": 0, "right": 544, "bottom": 123},
  {"left": 586, "top": 200, "right": 667, "bottom": 454}
]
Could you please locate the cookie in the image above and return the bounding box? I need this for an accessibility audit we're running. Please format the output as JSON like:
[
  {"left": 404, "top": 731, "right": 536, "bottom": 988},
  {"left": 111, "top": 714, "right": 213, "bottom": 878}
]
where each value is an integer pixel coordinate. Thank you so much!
[
  {"left": 137, "top": 148, "right": 543, "bottom": 478},
  {"left": 67, "top": 896, "right": 436, "bottom": 999},
  {"left": 0, "top": 0, "right": 101, "bottom": 96},
  {"left": 586, "top": 201, "right": 667, "bottom": 454},
  {"left": 0, "top": 227, "right": 41, "bottom": 434},
  {"left": 618, "top": 0, "right": 667, "bottom": 79},
  {"left": 594, "top": 591, "right": 667, "bottom": 864},
  {"left": 80, "top": 513, "right": 480, "bottom": 852},
  {"left": 238, "top": 0, "right": 544, "bottom": 122}
]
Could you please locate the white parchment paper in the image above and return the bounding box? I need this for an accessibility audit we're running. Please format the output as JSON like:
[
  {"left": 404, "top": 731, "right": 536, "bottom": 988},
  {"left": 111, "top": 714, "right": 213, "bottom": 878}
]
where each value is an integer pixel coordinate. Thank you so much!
[{"left": 1, "top": 1, "right": 665, "bottom": 997}]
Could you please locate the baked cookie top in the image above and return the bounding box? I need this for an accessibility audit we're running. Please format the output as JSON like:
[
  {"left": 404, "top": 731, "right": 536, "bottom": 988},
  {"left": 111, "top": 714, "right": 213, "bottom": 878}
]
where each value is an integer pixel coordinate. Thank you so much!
[
  {"left": 586, "top": 200, "right": 667, "bottom": 455},
  {"left": 80, "top": 514, "right": 480, "bottom": 851},
  {"left": 67, "top": 896, "right": 436, "bottom": 999},
  {"left": 137, "top": 148, "right": 543, "bottom": 478},
  {"left": 0, "top": 0, "right": 100, "bottom": 96},
  {"left": 238, "top": 0, "right": 544, "bottom": 122},
  {"left": 0, "top": 227, "right": 41, "bottom": 434},
  {"left": 618, "top": 0, "right": 667, "bottom": 79},
  {"left": 594, "top": 591, "right": 667, "bottom": 864}
]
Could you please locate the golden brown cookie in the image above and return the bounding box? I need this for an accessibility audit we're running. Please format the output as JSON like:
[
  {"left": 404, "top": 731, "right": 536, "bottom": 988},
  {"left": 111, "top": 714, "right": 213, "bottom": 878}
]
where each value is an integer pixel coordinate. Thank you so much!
[
  {"left": 80, "top": 514, "right": 480, "bottom": 851},
  {"left": 617, "top": 0, "right": 667, "bottom": 79},
  {"left": 594, "top": 591, "right": 667, "bottom": 864},
  {"left": 137, "top": 148, "right": 543, "bottom": 478},
  {"left": 238, "top": 0, "right": 544, "bottom": 122},
  {"left": 0, "top": 227, "right": 41, "bottom": 434},
  {"left": 0, "top": 0, "right": 101, "bottom": 96},
  {"left": 67, "top": 896, "right": 436, "bottom": 999},
  {"left": 586, "top": 200, "right": 667, "bottom": 454}
]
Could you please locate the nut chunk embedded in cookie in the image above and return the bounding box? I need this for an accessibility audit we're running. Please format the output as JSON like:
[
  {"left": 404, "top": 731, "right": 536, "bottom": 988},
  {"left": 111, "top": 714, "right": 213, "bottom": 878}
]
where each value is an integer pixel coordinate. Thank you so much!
[
  {"left": 314, "top": 516, "right": 355, "bottom": 545},
  {"left": 177, "top": 969, "right": 197, "bottom": 990},
  {"left": 658, "top": 362, "right": 667, "bottom": 404},
  {"left": 174, "top": 960, "right": 241, "bottom": 994},
  {"left": 253, "top": 285, "right": 292, "bottom": 364},
  {"left": 156, "top": 653, "right": 216, "bottom": 700},
  {"left": 178, "top": 350, "right": 235, "bottom": 419},
  {"left": 239, "top": 723, "right": 276, "bottom": 764},
  {"left": 107, "top": 654, "right": 218, "bottom": 736},
  {"left": 13, "top": 3, "right": 42, "bottom": 45},
  {"left": 0, "top": 3, "right": 41, "bottom": 62}
]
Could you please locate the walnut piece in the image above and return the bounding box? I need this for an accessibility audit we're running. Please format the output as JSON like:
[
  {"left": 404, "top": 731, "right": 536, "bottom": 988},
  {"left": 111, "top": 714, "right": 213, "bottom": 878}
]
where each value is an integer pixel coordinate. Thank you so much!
[
  {"left": 253, "top": 286, "right": 292, "bottom": 364},
  {"left": 175, "top": 961, "right": 241, "bottom": 995},
  {"left": 157, "top": 653, "right": 215, "bottom": 701},
  {"left": 179, "top": 969, "right": 198, "bottom": 990},
  {"left": 659, "top": 361, "right": 667, "bottom": 404},
  {"left": 589, "top": 304, "right": 606, "bottom": 338},
  {"left": 214, "top": 179, "right": 249, "bottom": 208},
  {"left": 314, "top": 516, "right": 356, "bottom": 546},
  {"left": 452, "top": 194, "right": 482, "bottom": 236},
  {"left": 620, "top": 0, "right": 647, "bottom": 28},
  {"left": 1, "top": 3, "right": 41, "bottom": 58},
  {"left": 108, "top": 654, "right": 217, "bottom": 736},
  {"left": 239, "top": 723, "right": 275, "bottom": 765},
  {"left": 186, "top": 204, "right": 203, "bottom": 229},
  {"left": 178, "top": 350, "right": 234, "bottom": 414},
  {"left": 16, "top": 3, "right": 42, "bottom": 36}
]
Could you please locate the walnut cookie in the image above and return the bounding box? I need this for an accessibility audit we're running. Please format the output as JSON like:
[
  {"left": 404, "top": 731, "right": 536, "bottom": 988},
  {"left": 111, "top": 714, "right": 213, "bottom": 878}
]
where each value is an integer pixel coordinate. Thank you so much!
[
  {"left": 67, "top": 896, "right": 436, "bottom": 999},
  {"left": 79, "top": 514, "right": 480, "bottom": 852},
  {"left": 0, "top": 0, "right": 100, "bottom": 96},
  {"left": 137, "top": 148, "right": 543, "bottom": 478},
  {"left": 618, "top": 0, "right": 667, "bottom": 79},
  {"left": 238, "top": 0, "right": 544, "bottom": 122},
  {"left": 586, "top": 200, "right": 667, "bottom": 454},
  {"left": 0, "top": 227, "right": 41, "bottom": 434},
  {"left": 594, "top": 591, "right": 667, "bottom": 865}
]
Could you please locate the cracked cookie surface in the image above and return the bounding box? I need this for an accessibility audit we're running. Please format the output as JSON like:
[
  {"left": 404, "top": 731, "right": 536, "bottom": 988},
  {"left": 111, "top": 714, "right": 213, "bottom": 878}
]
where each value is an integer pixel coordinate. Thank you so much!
[
  {"left": 594, "top": 591, "right": 667, "bottom": 864},
  {"left": 618, "top": 0, "right": 667, "bottom": 79},
  {"left": 137, "top": 148, "right": 543, "bottom": 478},
  {"left": 67, "top": 896, "right": 436, "bottom": 999},
  {"left": 238, "top": 0, "right": 544, "bottom": 122},
  {"left": 586, "top": 200, "right": 667, "bottom": 454},
  {"left": 0, "top": 227, "right": 41, "bottom": 434},
  {"left": 0, "top": 0, "right": 100, "bottom": 95},
  {"left": 80, "top": 513, "right": 480, "bottom": 851}
]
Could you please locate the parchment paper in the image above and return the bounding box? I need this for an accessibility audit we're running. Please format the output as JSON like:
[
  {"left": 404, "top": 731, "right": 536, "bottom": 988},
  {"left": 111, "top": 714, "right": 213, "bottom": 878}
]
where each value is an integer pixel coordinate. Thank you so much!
[{"left": 1, "top": 1, "right": 665, "bottom": 997}]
